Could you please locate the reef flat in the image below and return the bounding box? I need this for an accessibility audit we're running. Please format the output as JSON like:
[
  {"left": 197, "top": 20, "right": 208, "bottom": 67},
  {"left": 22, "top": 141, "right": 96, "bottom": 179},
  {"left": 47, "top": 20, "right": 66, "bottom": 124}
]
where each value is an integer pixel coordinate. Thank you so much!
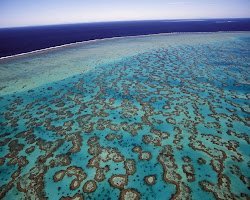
[{"left": 0, "top": 32, "right": 250, "bottom": 199}]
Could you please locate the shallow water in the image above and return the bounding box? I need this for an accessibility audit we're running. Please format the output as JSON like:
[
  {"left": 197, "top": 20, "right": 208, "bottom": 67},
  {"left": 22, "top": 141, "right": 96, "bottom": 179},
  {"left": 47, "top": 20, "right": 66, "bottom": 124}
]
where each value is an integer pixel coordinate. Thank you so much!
[{"left": 0, "top": 32, "right": 250, "bottom": 199}]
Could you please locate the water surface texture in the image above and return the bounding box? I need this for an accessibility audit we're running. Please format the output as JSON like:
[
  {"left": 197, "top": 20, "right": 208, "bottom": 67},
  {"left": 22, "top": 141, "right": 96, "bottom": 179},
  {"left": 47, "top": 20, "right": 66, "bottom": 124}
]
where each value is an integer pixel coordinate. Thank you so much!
[
  {"left": 1, "top": 19, "right": 250, "bottom": 58},
  {"left": 0, "top": 32, "right": 250, "bottom": 199}
]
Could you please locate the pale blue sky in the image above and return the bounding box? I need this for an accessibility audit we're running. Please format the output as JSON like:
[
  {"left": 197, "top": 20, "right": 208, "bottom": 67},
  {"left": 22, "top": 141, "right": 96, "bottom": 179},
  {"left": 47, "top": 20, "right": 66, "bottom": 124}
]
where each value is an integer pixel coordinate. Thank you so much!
[{"left": 0, "top": 0, "right": 249, "bottom": 28}]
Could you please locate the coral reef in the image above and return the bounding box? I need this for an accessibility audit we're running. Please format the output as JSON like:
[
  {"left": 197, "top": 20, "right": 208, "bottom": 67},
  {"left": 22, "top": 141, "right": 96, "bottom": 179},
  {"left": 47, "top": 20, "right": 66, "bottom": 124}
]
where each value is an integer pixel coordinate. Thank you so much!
[{"left": 0, "top": 33, "right": 249, "bottom": 199}]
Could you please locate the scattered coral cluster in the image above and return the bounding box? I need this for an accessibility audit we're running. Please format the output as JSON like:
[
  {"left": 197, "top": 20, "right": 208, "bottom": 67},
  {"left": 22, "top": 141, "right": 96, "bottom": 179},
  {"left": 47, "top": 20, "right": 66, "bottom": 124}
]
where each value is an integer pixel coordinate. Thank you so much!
[{"left": 0, "top": 35, "right": 249, "bottom": 199}]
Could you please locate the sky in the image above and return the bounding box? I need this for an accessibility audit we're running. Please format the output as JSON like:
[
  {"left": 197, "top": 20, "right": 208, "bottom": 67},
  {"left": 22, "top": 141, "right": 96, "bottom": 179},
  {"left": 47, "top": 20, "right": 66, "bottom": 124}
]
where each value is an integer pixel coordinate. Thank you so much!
[{"left": 0, "top": 0, "right": 250, "bottom": 28}]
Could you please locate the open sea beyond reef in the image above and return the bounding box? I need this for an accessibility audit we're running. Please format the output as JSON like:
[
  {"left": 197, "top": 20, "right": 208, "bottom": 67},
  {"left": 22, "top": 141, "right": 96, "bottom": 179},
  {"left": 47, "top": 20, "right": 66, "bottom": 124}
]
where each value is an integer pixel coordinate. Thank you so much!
[{"left": 0, "top": 23, "right": 250, "bottom": 200}]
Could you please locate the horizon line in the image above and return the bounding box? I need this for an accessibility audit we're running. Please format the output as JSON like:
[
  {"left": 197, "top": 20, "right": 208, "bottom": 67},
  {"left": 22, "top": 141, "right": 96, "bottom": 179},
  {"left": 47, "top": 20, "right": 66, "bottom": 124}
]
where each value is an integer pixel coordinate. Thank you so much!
[{"left": 1, "top": 17, "right": 250, "bottom": 29}]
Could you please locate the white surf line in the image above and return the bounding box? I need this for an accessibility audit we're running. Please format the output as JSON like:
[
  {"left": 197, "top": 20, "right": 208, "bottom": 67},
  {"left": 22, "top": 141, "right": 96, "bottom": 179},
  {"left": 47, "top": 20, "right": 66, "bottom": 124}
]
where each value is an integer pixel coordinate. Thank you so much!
[
  {"left": 0, "top": 31, "right": 248, "bottom": 61},
  {"left": 162, "top": 20, "right": 206, "bottom": 22}
]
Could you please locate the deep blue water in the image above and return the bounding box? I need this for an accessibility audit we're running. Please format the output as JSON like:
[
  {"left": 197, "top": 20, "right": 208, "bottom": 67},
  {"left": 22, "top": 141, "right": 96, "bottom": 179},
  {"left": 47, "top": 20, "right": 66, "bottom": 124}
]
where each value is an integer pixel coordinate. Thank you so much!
[{"left": 0, "top": 18, "right": 250, "bottom": 57}]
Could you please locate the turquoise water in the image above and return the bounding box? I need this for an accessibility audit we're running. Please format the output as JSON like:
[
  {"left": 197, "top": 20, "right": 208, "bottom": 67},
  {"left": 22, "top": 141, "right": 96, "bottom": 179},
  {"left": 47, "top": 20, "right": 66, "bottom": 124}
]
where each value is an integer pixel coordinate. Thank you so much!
[{"left": 0, "top": 32, "right": 250, "bottom": 200}]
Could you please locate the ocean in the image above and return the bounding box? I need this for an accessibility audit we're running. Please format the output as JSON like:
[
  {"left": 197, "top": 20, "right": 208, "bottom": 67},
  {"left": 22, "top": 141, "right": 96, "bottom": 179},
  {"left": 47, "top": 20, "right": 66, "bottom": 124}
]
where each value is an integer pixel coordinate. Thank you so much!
[
  {"left": 0, "top": 21, "right": 250, "bottom": 200},
  {"left": 0, "top": 18, "right": 250, "bottom": 58}
]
